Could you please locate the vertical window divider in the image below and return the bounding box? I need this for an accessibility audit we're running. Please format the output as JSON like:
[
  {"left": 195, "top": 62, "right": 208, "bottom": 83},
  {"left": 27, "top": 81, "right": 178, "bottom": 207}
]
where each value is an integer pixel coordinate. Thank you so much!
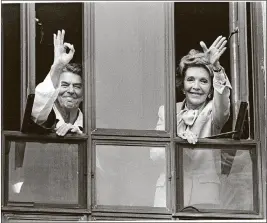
[
  {"left": 175, "top": 142, "right": 184, "bottom": 214},
  {"left": 164, "top": 2, "right": 175, "bottom": 138},
  {"left": 164, "top": 2, "right": 176, "bottom": 214},
  {"left": 250, "top": 2, "right": 266, "bottom": 218},
  {"left": 83, "top": 1, "right": 95, "bottom": 211},
  {"left": 229, "top": 2, "right": 240, "bottom": 129},
  {"left": 237, "top": 3, "right": 249, "bottom": 102},
  {"left": 1, "top": 133, "right": 8, "bottom": 206},
  {"left": 20, "top": 3, "right": 35, "bottom": 127},
  {"left": 237, "top": 3, "right": 251, "bottom": 137}
]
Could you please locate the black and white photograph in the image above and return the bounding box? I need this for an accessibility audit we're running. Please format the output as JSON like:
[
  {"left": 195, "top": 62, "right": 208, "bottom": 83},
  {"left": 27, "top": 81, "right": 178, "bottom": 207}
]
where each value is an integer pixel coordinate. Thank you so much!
[{"left": 1, "top": 1, "right": 266, "bottom": 222}]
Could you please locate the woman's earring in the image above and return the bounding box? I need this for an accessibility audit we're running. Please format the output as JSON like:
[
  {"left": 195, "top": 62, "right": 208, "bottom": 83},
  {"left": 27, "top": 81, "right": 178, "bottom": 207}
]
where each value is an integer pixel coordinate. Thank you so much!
[
  {"left": 208, "top": 93, "right": 212, "bottom": 99},
  {"left": 182, "top": 89, "right": 185, "bottom": 95}
]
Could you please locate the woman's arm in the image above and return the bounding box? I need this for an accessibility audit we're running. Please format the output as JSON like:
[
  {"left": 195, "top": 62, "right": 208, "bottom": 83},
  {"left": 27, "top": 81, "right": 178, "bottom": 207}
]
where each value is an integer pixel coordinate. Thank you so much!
[
  {"left": 212, "top": 67, "right": 232, "bottom": 129},
  {"left": 200, "top": 36, "right": 232, "bottom": 129}
]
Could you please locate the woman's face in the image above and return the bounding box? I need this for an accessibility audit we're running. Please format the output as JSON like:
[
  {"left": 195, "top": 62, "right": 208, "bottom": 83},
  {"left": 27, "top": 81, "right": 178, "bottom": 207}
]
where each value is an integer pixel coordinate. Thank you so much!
[{"left": 184, "top": 66, "right": 212, "bottom": 109}]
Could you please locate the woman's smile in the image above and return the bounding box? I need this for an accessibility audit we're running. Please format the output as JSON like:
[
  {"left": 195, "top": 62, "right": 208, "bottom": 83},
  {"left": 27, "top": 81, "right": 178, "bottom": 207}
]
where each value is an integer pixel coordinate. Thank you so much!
[{"left": 189, "top": 92, "right": 203, "bottom": 96}]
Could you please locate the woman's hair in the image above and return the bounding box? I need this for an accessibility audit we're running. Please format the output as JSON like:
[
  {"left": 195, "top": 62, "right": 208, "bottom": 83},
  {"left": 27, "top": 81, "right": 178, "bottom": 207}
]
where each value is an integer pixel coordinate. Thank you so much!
[
  {"left": 63, "top": 63, "right": 82, "bottom": 77},
  {"left": 176, "top": 49, "right": 214, "bottom": 99}
]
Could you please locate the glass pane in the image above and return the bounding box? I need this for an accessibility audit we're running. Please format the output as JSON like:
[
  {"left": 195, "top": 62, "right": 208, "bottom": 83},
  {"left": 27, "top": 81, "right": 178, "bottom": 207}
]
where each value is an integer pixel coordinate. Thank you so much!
[
  {"left": 181, "top": 147, "right": 254, "bottom": 211},
  {"left": 8, "top": 142, "right": 79, "bottom": 204},
  {"left": 95, "top": 3, "right": 165, "bottom": 130},
  {"left": 96, "top": 145, "right": 166, "bottom": 207}
]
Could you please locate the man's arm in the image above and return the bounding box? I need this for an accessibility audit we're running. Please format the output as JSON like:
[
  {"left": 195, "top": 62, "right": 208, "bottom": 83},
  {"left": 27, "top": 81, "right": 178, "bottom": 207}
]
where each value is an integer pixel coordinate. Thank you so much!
[
  {"left": 31, "top": 73, "right": 60, "bottom": 124},
  {"left": 31, "top": 29, "right": 75, "bottom": 125}
]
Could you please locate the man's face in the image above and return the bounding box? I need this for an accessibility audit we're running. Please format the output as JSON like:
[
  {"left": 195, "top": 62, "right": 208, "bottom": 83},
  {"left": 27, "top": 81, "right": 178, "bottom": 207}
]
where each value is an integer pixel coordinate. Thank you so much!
[{"left": 57, "top": 71, "right": 83, "bottom": 110}]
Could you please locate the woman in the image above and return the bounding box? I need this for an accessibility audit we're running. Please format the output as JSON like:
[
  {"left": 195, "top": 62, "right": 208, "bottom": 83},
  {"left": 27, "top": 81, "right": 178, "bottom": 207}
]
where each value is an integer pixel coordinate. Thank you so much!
[{"left": 150, "top": 36, "right": 232, "bottom": 209}]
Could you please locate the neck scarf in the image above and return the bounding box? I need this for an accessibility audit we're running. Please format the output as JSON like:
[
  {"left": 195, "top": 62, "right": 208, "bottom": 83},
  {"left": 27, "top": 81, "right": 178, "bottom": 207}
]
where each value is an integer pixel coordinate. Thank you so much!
[{"left": 178, "top": 102, "right": 206, "bottom": 126}]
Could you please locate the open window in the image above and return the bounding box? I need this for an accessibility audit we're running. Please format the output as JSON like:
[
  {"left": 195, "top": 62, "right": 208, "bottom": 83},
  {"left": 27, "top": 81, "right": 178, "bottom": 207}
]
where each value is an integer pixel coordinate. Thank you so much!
[
  {"left": 1, "top": 1, "right": 88, "bottom": 216},
  {"left": 1, "top": 1, "right": 266, "bottom": 221},
  {"left": 173, "top": 2, "right": 265, "bottom": 219}
]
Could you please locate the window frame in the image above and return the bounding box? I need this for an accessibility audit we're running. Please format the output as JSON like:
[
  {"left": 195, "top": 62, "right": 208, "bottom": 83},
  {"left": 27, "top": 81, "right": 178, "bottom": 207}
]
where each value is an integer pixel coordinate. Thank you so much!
[
  {"left": 91, "top": 139, "right": 171, "bottom": 213},
  {"left": 20, "top": 3, "right": 36, "bottom": 126},
  {"left": 250, "top": 2, "right": 266, "bottom": 219},
  {"left": 83, "top": 2, "right": 175, "bottom": 218},
  {"left": 2, "top": 213, "right": 88, "bottom": 222},
  {"left": 171, "top": 1, "right": 266, "bottom": 219},
  {"left": 174, "top": 139, "right": 260, "bottom": 219},
  {"left": 86, "top": 2, "right": 173, "bottom": 137},
  {"left": 1, "top": 130, "right": 88, "bottom": 211},
  {"left": 1, "top": 1, "right": 266, "bottom": 221}
]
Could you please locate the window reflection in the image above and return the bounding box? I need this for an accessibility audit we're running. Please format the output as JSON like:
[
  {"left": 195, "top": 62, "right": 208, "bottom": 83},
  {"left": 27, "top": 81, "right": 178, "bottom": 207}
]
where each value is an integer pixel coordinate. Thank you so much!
[
  {"left": 182, "top": 147, "right": 253, "bottom": 211},
  {"left": 96, "top": 145, "right": 166, "bottom": 207},
  {"left": 95, "top": 3, "right": 165, "bottom": 130},
  {"left": 8, "top": 142, "right": 79, "bottom": 204},
  {"left": 220, "top": 150, "right": 253, "bottom": 210}
]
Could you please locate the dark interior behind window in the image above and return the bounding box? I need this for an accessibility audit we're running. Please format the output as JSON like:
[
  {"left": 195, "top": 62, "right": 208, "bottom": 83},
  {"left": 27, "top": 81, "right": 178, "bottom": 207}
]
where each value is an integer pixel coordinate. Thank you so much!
[
  {"left": 2, "top": 4, "right": 21, "bottom": 131},
  {"left": 35, "top": 3, "right": 82, "bottom": 85}
]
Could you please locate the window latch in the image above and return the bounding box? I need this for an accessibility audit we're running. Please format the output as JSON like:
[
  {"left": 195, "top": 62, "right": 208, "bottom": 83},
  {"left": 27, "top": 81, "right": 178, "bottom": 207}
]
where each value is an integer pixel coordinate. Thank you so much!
[{"left": 228, "top": 27, "right": 239, "bottom": 42}]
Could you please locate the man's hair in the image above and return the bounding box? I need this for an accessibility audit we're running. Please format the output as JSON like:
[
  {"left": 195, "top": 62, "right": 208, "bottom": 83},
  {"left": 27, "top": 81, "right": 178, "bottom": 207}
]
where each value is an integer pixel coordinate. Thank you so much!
[
  {"left": 176, "top": 49, "right": 214, "bottom": 99},
  {"left": 62, "top": 63, "right": 82, "bottom": 77}
]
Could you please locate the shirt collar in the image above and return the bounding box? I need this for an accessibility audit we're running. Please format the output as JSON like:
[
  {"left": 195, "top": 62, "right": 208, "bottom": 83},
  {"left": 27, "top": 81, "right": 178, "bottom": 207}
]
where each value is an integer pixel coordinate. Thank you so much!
[{"left": 53, "top": 105, "right": 83, "bottom": 128}]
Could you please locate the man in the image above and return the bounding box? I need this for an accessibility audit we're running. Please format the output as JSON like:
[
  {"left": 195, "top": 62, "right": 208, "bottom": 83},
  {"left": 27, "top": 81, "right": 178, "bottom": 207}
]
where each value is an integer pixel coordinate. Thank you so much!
[
  {"left": 32, "top": 29, "right": 83, "bottom": 136},
  {"left": 12, "top": 29, "right": 83, "bottom": 194}
]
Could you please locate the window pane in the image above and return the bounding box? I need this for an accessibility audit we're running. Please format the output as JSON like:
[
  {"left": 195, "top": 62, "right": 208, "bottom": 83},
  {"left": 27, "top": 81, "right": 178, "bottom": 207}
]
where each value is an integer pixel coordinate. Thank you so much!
[
  {"left": 96, "top": 145, "right": 166, "bottom": 207},
  {"left": 8, "top": 142, "right": 79, "bottom": 205},
  {"left": 180, "top": 147, "right": 254, "bottom": 212},
  {"left": 95, "top": 3, "right": 165, "bottom": 130}
]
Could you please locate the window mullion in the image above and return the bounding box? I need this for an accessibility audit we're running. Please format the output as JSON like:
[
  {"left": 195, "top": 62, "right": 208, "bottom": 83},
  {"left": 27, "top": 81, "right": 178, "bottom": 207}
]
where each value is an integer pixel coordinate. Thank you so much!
[
  {"left": 20, "top": 3, "right": 36, "bottom": 126},
  {"left": 164, "top": 2, "right": 175, "bottom": 137},
  {"left": 237, "top": 2, "right": 251, "bottom": 139},
  {"left": 83, "top": 1, "right": 95, "bottom": 211},
  {"left": 229, "top": 2, "right": 239, "bottom": 129},
  {"left": 164, "top": 2, "right": 176, "bottom": 214},
  {"left": 237, "top": 3, "right": 249, "bottom": 103},
  {"left": 250, "top": 2, "right": 266, "bottom": 218}
]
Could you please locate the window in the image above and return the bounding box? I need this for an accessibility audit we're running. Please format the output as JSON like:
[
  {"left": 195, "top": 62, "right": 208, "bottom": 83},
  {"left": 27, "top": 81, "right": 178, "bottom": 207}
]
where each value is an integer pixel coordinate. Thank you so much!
[
  {"left": 172, "top": 2, "right": 266, "bottom": 219},
  {"left": 1, "top": 1, "right": 266, "bottom": 221},
  {"left": 2, "top": 132, "right": 87, "bottom": 208},
  {"left": 94, "top": 3, "right": 165, "bottom": 131}
]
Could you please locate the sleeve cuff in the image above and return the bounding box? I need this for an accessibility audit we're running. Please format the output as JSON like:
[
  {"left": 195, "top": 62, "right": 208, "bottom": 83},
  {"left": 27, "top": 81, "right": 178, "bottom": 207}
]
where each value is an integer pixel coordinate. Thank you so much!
[{"left": 213, "top": 67, "right": 232, "bottom": 94}]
